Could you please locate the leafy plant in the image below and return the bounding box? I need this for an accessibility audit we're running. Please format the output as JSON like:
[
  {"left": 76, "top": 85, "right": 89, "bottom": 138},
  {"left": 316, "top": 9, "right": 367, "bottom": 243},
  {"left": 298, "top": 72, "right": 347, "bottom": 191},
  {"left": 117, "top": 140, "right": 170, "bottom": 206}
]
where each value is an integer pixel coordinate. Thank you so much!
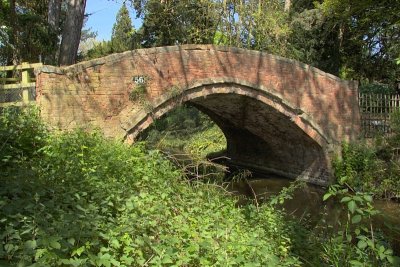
[
  {"left": 129, "top": 83, "right": 147, "bottom": 102},
  {"left": 0, "top": 107, "right": 302, "bottom": 266},
  {"left": 333, "top": 141, "right": 400, "bottom": 199},
  {"left": 322, "top": 184, "right": 400, "bottom": 266},
  {"left": 0, "top": 106, "right": 47, "bottom": 169}
]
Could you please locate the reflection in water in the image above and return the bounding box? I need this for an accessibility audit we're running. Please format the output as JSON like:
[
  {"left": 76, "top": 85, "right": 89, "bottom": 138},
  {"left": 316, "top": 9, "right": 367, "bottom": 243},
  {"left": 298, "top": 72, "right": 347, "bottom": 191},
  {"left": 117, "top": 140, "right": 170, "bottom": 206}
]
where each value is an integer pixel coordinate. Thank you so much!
[
  {"left": 228, "top": 176, "right": 400, "bottom": 253},
  {"left": 228, "top": 177, "right": 326, "bottom": 219}
]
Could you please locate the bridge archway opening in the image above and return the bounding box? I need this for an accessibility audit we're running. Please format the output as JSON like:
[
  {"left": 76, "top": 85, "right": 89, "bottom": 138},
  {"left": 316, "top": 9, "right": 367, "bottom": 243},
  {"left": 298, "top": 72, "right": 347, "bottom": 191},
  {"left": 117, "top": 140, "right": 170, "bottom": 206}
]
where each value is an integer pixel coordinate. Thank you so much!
[
  {"left": 136, "top": 104, "right": 227, "bottom": 156},
  {"left": 126, "top": 83, "right": 330, "bottom": 184}
]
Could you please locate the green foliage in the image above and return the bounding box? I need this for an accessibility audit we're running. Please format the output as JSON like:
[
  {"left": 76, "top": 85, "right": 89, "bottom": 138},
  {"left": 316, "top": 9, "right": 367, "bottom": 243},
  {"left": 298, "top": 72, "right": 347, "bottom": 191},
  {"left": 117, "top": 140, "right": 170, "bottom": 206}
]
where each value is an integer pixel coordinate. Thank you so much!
[
  {"left": 318, "top": 0, "right": 400, "bottom": 84},
  {"left": 0, "top": 106, "right": 47, "bottom": 169},
  {"left": 387, "top": 111, "right": 400, "bottom": 148},
  {"left": 82, "top": 4, "right": 135, "bottom": 61},
  {"left": 332, "top": 107, "right": 400, "bottom": 199},
  {"left": 268, "top": 181, "right": 305, "bottom": 206},
  {"left": 141, "top": 106, "right": 225, "bottom": 157},
  {"left": 244, "top": 0, "right": 292, "bottom": 55},
  {"left": 134, "top": 0, "right": 217, "bottom": 47},
  {"left": 0, "top": 108, "right": 303, "bottom": 266},
  {"left": 1, "top": 106, "right": 400, "bottom": 266},
  {"left": 184, "top": 124, "right": 226, "bottom": 159},
  {"left": 333, "top": 140, "right": 400, "bottom": 199},
  {"left": 333, "top": 142, "right": 379, "bottom": 192},
  {"left": 84, "top": 40, "right": 114, "bottom": 60},
  {"left": 129, "top": 83, "right": 147, "bottom": 102},
  {"left": 214, "top": 0, "right": 292, "bottom": 56},
  {"left": 359, "top": 83, "right": 395, "bottom": 94},
  {"left": 289, "top": 7, "right": 341, "bottom": 75},
  {"left": 111, "top": 4, "right": 135, "bottom": 53},
  {"left": 321, "top": 184, "right": 400, "bottom": 266}
]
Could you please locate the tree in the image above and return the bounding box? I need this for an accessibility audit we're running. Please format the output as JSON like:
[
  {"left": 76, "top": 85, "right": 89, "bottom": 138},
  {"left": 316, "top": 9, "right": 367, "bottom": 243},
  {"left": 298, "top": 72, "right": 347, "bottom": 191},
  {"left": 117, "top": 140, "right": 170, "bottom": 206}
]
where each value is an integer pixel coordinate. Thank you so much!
[
  {"left": 289, "top": 6, "right": 342, "bottom": 75},
  {"left": 132, "top": 0, "right": 218, "bottom": 47},
  {"left": 284, "top": 0, "right": 291, "bottom": 12},
  {"left": 111, "top": 3, "right": 134, "bottom": 53},
  {"left": 318, "top": 0, "right": 400, "bottom": 84},
  {"left": 212, "top": 0, "right": 292, "bottom": 57},
  {"left": 59, "top": 0, "right": 87, "bottom": 65},
  {"left": 77, "top": 17, "right": 98, "bottom": 60},
  {"left": 0, "top": 0, "right": 59, "bottom": 65},
  {"left": 84, "top": 40, "right": 113, "bottom": 60},
  {"left": 47, "top": 0, "right": 62, "bottom": 33}
]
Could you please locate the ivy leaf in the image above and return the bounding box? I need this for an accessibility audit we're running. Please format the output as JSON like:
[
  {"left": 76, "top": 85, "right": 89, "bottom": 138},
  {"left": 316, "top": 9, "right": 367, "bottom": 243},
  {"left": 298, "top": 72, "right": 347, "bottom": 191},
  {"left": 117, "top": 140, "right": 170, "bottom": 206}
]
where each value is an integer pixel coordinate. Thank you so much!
[
  {"left": 110, "top": 239, "right": 121, "bottom": 249},
  {"left": 162, "top": 255, "right": 173, "bottom": 264},
  {"left": 68, "top": 238, "right": 75, "bottom": 246},
  {"left": 72, "top": 246, "right": 85, "bottom": 257}
]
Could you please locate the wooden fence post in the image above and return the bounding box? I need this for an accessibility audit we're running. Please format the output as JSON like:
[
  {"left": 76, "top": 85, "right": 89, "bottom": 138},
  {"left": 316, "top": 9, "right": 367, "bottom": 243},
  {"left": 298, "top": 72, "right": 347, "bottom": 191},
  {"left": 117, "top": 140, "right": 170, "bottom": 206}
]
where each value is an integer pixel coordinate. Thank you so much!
[{"left": 21, "top": 62, "right": 30, "bottom": 104}]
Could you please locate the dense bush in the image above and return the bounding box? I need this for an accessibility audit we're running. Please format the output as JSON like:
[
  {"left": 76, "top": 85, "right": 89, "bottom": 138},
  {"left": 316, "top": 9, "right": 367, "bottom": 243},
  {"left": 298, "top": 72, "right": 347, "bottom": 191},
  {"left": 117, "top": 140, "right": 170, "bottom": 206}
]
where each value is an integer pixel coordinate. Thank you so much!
[
  {"left": 358, "top": 83, "right": 395, "bottom": 94},
  {"left": 1, "top": 107, "right": 399, "bottom": 266},
  {"left": 0, "top": 106, "right": 47, "bottom": 170},
  {"left": 333, "top": 110, "right": 400, "bottom": 199},
  {"left": 0, "top": 108, "right": 302, "bottom": 266}
]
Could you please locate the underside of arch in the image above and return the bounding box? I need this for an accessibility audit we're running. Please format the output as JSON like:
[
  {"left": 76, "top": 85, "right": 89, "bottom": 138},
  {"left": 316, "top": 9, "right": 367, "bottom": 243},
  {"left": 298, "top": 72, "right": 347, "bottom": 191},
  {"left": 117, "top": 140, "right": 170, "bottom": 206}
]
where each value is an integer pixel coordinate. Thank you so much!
[{"left": 124, "top": 83, "right": 332, "bottom": 185}]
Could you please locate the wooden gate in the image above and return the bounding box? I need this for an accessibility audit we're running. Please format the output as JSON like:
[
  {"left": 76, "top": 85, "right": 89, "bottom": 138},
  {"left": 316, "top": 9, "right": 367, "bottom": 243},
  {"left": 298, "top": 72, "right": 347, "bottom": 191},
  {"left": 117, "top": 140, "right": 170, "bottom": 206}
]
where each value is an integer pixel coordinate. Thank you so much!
[{"left": 0, "top": 62, "right": 42, "bottom": 107}]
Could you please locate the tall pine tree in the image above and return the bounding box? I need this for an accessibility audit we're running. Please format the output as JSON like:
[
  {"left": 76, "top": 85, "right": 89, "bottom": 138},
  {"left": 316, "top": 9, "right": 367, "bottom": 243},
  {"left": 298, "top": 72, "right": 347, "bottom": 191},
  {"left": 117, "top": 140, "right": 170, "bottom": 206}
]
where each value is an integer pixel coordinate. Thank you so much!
[{"left": 111, "top": 4, "right": 134, "bottom": 53}]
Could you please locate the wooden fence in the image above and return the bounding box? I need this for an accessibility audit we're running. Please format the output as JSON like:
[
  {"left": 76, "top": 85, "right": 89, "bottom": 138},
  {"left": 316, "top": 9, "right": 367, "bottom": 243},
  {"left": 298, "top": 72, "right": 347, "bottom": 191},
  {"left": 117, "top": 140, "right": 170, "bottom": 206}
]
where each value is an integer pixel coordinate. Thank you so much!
[
  {"left": 358, "top": 93, "right": 400, "bottom": 137},
  {"left": 0, "top": 62, "right": 42, "bottom": 107}
]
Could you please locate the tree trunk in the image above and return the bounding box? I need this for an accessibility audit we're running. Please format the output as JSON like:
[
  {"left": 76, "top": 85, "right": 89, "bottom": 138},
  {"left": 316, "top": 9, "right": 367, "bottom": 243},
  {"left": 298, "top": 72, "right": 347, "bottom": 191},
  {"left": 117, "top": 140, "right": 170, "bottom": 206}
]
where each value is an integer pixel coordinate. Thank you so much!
[
  {"left": 59, "top": 0, "right": 87, "bottom": 66},
  {"left": 8, "top": 0, "right": 19, "bottom": 65},
  {"left": 48, "top": 0, "right": 62, "bottom": 31}
]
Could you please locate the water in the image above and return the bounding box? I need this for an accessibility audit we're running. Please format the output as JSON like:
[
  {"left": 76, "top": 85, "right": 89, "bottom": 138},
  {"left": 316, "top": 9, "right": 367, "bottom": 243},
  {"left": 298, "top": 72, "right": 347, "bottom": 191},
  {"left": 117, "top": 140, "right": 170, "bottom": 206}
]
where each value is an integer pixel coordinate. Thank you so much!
[
  {"left": 159, "top": 148, "right": 400, "bottom": 252},
  {"left": 228, "top": 176, "right": 400, "bottom": 253},
  {"left": 227, "top": 177, "right": 326, "bottom": 217}
]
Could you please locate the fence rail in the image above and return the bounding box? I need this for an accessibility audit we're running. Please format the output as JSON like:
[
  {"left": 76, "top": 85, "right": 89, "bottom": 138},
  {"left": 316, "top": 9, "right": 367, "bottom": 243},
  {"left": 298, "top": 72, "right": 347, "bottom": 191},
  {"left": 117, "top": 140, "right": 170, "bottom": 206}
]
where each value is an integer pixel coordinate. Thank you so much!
[
  {"left": 0, "top": 62, "right": 42, "bottom": 107},
  {"left": 359, "top": 93, "right": 400, "bottom": 137}
]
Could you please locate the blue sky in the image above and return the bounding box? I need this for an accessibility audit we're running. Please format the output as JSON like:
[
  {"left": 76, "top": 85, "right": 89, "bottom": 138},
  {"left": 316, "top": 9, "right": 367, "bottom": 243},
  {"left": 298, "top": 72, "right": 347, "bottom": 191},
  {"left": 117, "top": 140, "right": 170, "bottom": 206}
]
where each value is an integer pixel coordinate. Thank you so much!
[{"left": 85, "top": 0, "right": 142, "bottom": 41}]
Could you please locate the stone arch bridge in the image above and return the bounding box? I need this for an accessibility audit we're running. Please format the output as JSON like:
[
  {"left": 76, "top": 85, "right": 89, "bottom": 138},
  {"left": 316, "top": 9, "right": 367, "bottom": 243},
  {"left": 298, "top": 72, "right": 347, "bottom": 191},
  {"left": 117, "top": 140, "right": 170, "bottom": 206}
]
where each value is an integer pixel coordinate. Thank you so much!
[{"left": 36, "top": 45, "right": 360, "bottom": 185}]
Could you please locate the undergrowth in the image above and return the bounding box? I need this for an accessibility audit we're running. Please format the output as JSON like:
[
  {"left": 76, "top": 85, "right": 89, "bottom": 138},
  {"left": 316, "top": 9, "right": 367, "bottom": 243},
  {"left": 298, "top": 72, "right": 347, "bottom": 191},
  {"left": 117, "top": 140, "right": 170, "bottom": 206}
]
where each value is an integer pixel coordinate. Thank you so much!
[
  {"left": 1, "top": 106, "right": 399, "bottom": 266},
  {"left": 333, "top": 111, "right": 400, "bottom": 199},
  {"left": 0, "top": 106, "right": 301, "bottom": 266}
]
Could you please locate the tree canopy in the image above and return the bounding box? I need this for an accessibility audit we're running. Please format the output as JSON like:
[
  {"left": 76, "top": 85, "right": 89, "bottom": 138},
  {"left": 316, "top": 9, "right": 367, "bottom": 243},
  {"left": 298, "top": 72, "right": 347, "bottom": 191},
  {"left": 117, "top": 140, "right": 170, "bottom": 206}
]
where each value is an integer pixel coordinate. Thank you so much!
[
  {"left": 111, "top": 3, "right": 135, "bottom": 53},
  {"left": 0, "top": 0, "right": 58, "bottom": 65},
  {"left": 0, "top": 0, "right": 399, "bottom": 88}
]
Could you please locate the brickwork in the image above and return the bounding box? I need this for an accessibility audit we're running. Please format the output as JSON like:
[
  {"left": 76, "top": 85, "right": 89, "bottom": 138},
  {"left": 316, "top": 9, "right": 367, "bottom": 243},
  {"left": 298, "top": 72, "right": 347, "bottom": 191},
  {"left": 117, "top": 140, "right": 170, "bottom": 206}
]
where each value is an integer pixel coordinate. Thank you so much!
[{"left": 36, "top": 45, "right": 360, "bottom": 185}]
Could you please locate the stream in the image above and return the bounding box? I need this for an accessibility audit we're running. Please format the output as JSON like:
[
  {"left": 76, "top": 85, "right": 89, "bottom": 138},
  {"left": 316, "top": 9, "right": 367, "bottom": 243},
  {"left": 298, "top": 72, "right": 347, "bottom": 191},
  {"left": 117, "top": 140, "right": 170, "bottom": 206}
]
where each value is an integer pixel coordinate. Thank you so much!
[
  {"left": 155, "top": 145, "right": 400, "bottom": 254},
  {"left": 228, "top": 175, "right": 400, "bottom": 254}
]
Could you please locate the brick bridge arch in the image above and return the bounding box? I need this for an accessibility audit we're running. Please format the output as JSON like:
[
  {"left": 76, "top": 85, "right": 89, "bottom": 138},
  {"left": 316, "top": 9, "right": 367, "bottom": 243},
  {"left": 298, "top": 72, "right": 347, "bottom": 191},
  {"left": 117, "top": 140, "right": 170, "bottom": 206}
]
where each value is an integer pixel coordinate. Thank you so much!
[{"left": 36, "top": 45, "right": 360, "bottom": 185}]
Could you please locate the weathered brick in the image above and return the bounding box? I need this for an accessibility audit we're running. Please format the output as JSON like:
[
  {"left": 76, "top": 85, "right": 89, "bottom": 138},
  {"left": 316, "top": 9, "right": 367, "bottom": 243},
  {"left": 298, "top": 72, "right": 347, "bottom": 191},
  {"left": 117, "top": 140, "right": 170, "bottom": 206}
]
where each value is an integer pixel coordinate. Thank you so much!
[{"left": 36, "top": 45, "right": 360, "bottom": 186}]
